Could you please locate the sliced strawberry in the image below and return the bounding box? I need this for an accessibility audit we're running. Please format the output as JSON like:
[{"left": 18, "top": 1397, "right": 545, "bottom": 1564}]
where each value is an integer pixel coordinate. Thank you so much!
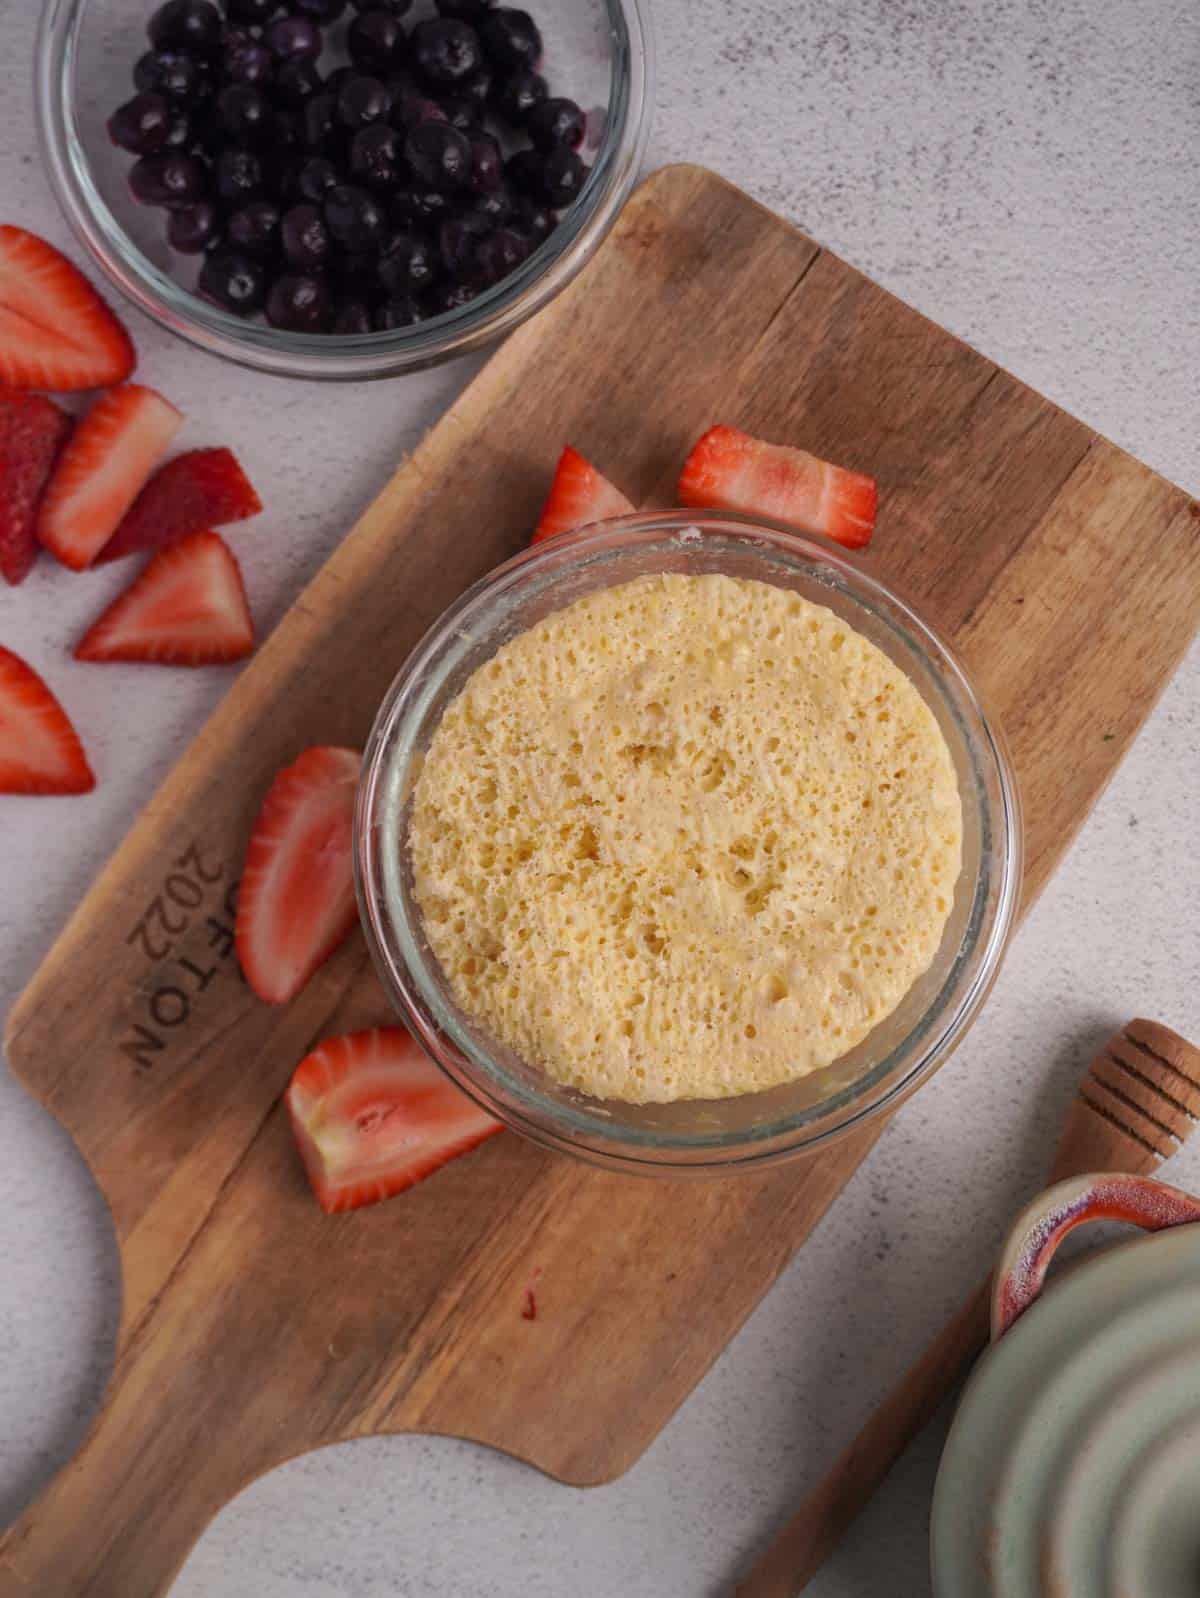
[
  {"left": 236, "top": 746, "right": 362, "bottom": 1005},
  {"left": 0, "top": 389, "right": 73, "bottom": 585},
  {"left": 75, "top": 531, "right": 255, "bottom": 666},
  {"left": 98, "top": 447, "right": 263, "bottom": 564},
  {"left": 37, "top": 385, "right": 183, "bottom": 571},
  {"left": 678, "top": 425, "right": 878, "bottom": 550},
  {"left": 532, "top": 444, "right": 635, "bottom": 543},
  {"left": 286, "top": 1026, "right": 503, "bottom": 1213},
  {"left": 0, "top": 226, "right": 135, "bottom": 392},
  {"left": 0, "top": 646, "right": 95, "bottom": 795}
]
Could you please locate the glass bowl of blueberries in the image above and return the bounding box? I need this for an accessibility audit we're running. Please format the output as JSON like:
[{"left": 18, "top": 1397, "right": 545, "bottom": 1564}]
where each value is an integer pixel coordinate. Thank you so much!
[{"left": 36, "top": 0, "right": 653, "bottom": 378}]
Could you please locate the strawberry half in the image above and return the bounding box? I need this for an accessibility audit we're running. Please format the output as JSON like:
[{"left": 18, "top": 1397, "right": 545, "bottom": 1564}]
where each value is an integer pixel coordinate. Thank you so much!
[
  {"left": 0, "top": 226, "right": 135, "bottom": 392},
  {"left": 0, "top": 646, "right": 95, "bottom": 795},
  {"left": 532, "top": 444, "right": 635, "bottom": 543},
  {"left": 0, "top": 388, "right": 73, "bottom": 585},
  {"left": 678, "top": 425, "right": 878, "bottom": 550},
  {"left": 37, "top": 385, "right": 183, "bottom": 571},
  {"left": 286, "top": 1026, "right": 503, "bottom": 1213},
  {"left": 98, "top": 447, "right": 263, "bottom": 564},
  {"left": 75, "top": 531, "right": 255, "bottom": 666},
  {"left": 236, "top": 746, "right": 362, "bottom": 1005}
]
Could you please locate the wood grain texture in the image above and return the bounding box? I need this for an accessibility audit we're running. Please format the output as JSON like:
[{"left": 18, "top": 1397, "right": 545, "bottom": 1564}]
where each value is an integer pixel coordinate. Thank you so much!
[
  {"left": 2, "top": 166, "right": 1198, "bottom": 1598},
  {"left": 734, "top": 1021, "right": 1200, "bottom": 1598}
]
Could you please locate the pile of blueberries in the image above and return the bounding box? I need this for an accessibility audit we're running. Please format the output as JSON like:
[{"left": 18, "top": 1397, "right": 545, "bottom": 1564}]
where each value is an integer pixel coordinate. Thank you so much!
[{"left": 107, "top": 0, "right": 590, "bottom": 334}]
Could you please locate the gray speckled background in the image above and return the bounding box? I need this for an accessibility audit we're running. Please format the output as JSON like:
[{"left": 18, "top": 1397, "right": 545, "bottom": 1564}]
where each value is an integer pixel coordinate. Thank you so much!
[{"left": 1, "top": 1, "right": 1197, "bottom": 1593}]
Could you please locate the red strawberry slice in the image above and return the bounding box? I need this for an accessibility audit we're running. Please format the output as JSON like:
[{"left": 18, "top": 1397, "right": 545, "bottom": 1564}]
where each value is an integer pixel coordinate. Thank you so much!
[
  {"left": 236, "top": 746, "right": 362, "bottom": 1005},
  {"left": 0, "top": 646, "right": 95, "bottom": 795},
  {"left": 37, "top": 385, "right": 183, "bottom": 570},
  {"left": 678, "top": 425, "right": 878, "bottom": 550},
  {"left": 98, "top": 447, "right": 263, "bottom": 564},
  {"left": 532, "top": 444, "right": 635, "bottom": 543},
  {"left": 75, "top": 531, "right": 255, "bottom": 666},
  {"left": 0, "top": 388, "right": 73, "bottom": 585},
  {"left": 286, "top": 1026, "right": 503, "bottom": 1213},
  {"left": 0, "top": 226, "right": 135, "bottom": 392}
]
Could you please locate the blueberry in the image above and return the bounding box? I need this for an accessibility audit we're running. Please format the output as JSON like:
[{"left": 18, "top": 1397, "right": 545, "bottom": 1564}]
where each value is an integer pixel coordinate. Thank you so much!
[
  {"left": 266, "top": 152, "right": 304, "bottom": 200},
  {"left": 281, "top": 202, "right": 333, "bottom": 268},
  {"left": 470, "top": 180, "right": 513, "bottom": 225},
  {"left": 215, "top": 146, "right": 265, "bottom": 205},
  {"left": 293, "top": 0, "right": 346, "bottom": 19},
  {"left": 350, "top": 124, "right": 404, "bottom": 189},
  {"left": 479, "top": 9, "right": 541, "bottom": 71},
  {"left": 167, "top": 199, "right": 222, "bottom": 253},
  {"left": 134, "top": 48, "right": 211, "bottom": 105},
  {"left": 528, "top": 97, "right": 585, "bottom": 151},
  {"left": 384, "top": 67, "right": 417, "bottom": 100},
  {"left": 217, "top": 83, "right": 273, "bottom": 143},
  {"left": 469, "top": 134, "right": 502, "bottom": 192},
  {"left": 271, "top": 109, "right": 304, "bottom": 152},
  {"left": 162, "top": 109, "right": 194, "bottom": 149},
  {"left": 390, "top": 185, "right": 452, "bottom": 230},
  {"left": 302, "top": 91, "right": 338, "bottom": 149},
  {"left": 349, "top": 0, "right": 411, "bottom": 12},
  {"left": 473, "top": 224, "right": 529, "bottom": 286},
  {"left": 293, "top": 155, "right": 340, "bottom": 202},
  {"left": 373, "top": 295, "right": 422, "bottom": 329},
  {"left": 199, "top": 249, "right": 266, "bottom": 314},
  {"left": 264, "top": 16, "right": 322, "bottom": 61},
  {"left": 338, "top": 75, "right": 392, "bottom": 129},
  {"left": 490, "top": 68, "right": 546, "bottom": 125},
  {"left": 129, "top": 151, "right": 208, "bottom": 208},
  {"left": 542, "top": 146, "right": 586, "bottom": 206},
  {"left": 438, "top": 215, "right": 486, "bottom": 279},
  {"left": 505, "top": 147, "right": 545, "bottom": 198},
  {"left": 107, "top": 92, "right": 171, "bottom": 155},
  {"left": 332, "top": 299, "right": 373, "bottom": 334},
  {"left": 266, "top": 272, "right": 330, "bottom": 330},
  {"left": 431, "top": 279, "right": 477, "bottom": 313},
  {"left": 514, "top": 193, "right": 554, "bottom": 243},
  {"left": 223, "top": 30, "right": 274, "bottom": 87},
  {"left": 227, "top": 200, "right": 281, "bottom": 256},
  {"left": 404, "top": 120, "right": 470, "bottom": 189},
  {"left": 324, "top": 184, "right": 387, "bottom": 251},
  {"left": 412, "top": 18, "right": 482, "bottom": 86},
  {"left": 325, "top": 65, "right": 359, "bottom": 96},
  {"left": 148, "top": 1, "right": 222, "bottom": 55},
  {"left": 225, "top": 0, "right": 279, "bottom": 22},
  {"left": 347, "top": 10, "right": 405, "bottom": 72},
  {"left": 336, "top": 251, "right": 381, "bottom": 300},
  {"left": 378, "top": 229, "right": 436, "bottom": 294},
  {"left": 274, "top": 58, "right": 324, "bottom": 105},
  {"left": 459, "top": 67, "right": 492, "bottom": 108},
  {"left": 436, "top": 0, "right": 493, "bottom": 16},
  {"left": 439, "top": 96, "right": 482, "bottom": 134},
  {"left": 391, "top": 92, "right": 447, "bottom": 131}
]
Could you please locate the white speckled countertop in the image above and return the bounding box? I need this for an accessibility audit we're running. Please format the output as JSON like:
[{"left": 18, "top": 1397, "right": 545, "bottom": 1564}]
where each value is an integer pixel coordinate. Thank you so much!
[{"left": 1, "top": 2, "right": 1197, "bottom": 1593}]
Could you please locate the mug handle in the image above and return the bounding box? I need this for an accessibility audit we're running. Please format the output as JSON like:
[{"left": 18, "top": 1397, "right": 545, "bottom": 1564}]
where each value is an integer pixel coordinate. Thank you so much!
[{"left": 990, "top": 1173, "right": 1200, "bottom": 1342}]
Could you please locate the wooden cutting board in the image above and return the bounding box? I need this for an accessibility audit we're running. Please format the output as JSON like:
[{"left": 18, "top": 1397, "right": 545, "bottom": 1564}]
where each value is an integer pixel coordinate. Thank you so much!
[{"left": 3, "top": 165, "right": 1197, "bottom": 1598}]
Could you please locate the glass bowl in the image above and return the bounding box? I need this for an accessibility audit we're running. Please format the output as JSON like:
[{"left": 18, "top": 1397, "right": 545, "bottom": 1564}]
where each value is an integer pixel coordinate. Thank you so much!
[
  {"left": 36, "top": 0, "right": 653, "bottom": 379},
  {"left": 356, "top": 513, "right": 1023, "bottom": 1175}
]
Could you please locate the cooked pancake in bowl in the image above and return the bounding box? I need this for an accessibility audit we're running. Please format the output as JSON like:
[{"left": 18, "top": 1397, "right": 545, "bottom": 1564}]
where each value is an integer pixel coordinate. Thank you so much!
[{"left": 409, "top": 572, "right": 962, "bottom": 1104}]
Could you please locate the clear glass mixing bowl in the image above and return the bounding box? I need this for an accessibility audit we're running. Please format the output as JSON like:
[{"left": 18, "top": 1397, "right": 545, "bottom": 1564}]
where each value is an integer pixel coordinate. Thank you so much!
[
  {"left": 36, "top": 0, "right": 653, "bottom": 379},
  {"left": 356, "top": 513, "right": 1023, "bottom": 1174}
]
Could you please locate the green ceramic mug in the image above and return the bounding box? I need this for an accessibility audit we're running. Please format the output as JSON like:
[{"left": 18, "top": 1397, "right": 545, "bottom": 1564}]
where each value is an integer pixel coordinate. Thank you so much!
[{"left": 932, "top": 1173, "right": 1200, "bottom": 1598}]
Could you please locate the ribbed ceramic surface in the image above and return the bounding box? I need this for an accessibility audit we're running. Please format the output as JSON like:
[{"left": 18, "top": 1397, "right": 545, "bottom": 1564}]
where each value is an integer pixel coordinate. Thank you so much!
[{"left": 933, "top": 1225, "right": 1200, "bottom": 1598}]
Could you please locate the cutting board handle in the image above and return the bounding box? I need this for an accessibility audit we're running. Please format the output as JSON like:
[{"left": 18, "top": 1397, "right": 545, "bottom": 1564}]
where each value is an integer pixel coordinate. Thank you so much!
[{"left": 0, "top": 1345, "right": 242, "bottom": 1598}]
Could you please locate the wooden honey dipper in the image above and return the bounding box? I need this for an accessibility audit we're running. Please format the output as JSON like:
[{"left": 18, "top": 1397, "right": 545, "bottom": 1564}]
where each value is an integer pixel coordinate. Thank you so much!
[{"left": 735, "top": 1018, "right": 1200, "bottom": 1598}]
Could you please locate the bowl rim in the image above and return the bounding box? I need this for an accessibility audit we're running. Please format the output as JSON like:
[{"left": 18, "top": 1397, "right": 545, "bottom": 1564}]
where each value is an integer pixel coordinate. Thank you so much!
[
  {"left": 35, "top": 0, "right": 655, "bottom": 379},
  {"left": 355, "top": 510, "right": 1024, "bottom": 1174}
]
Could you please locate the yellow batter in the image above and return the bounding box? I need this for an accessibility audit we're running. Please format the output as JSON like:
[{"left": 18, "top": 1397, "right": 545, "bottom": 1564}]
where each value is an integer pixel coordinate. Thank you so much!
[{"left": 409, "top": 573, "right": 962, "bottom": 1103}]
